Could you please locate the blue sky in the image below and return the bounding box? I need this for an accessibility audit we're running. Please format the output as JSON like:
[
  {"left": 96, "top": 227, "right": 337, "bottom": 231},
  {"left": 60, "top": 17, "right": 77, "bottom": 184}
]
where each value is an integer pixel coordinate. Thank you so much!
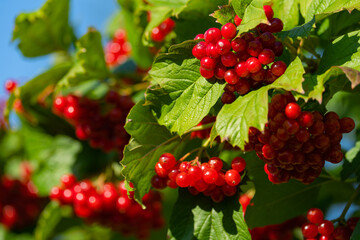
[{"left": 0, "top": 0, "right": 118, "bottom": 98}]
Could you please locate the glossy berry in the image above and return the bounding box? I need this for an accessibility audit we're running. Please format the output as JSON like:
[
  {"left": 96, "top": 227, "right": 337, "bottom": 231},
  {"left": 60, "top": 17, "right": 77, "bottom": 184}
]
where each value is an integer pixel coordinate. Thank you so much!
[
  {"left": 221, "top": 23, "right": 237, "bottom": 39},
  {"left": 214, "top": 64, "right": 227, "bottom": 79},
  {"left": 285, "top": 103, "right": 301, "bottom": 119},
  {"left": 246, "top": 57, "right": 262, "bottom": 73},
  {"left": 216, "top": 39, "right": 231, "bottom": 55},
  {"left": 232, "top": 37, "right": 247, "bottom": 52},
  {"left": 221, "top": 52, "right": 237, "bottom": 67},
  {"left": 263, "top": 5, "right": 274, "bottom": 20},
  {"left": 270, "top": 18, "right": 284, "bottom": 33},
  {"left": 258, "top": 49, "right": 275, "bottom": 65},
  {"left": 221, "top": 91, "right": 236, "bottom": 104},
  {"left": 203, "top": 168, "right": 219, "bottom": 184},
  {"left": 194, "top": 34, "right": 204, "bottom": 40},
  {"left": 5, "top": 80, "right": 17, "bottom": 92},
  {"left": 234, "top": 15, "right": 242, "bottom": 26},
  {"left": 176, "top": 172, "right": 191, "bottom": 187},
  {"left": 318, "top": 220, "right": 334, "bottom": 236},
  {"left": 231, "top": 157, "right": 246, "bottom": 172},
  {"left": 151, "top": 27, "right": 165, "bottom": 42},
  {"left": 200, "top": 67, "right": 214, "bottom": 79},
  {"left": 225, "top": 170, "right": 241, "bottom": 186},
  {"left": 192, "top": 42, "right": 207, "bottom": 59},
  {"left": 271, "top": 61, "right": 287, "bottom": 76},
  {"left": 299, "top": 112, "right": 314, "bottom": 127},
  {"left": 61, "top": 174, "right": 77, "bottom": 188},
  {"left": 307, "top": 208, "right": 324, "bottom": 224},
  {"left": 159, "top": 153, "right": 177, "bottom": 170},
  {"left": 208, "top": 157, "right": 223, "bottom": 171},
  {"left": 235, "top": 62, "right": 250, "bottom": 78},
  {"left": 302, "top": 223, "right": 318, "bottom": 238},
  {"left": 224, "top": 69, "right": 239, "bottom": 84},
  {"left": 201, "top": 57, "right": 217, "bottom": 70},
  {"left": 204, "top": 28, "right": 222, "bottom": 43},
  {"left": 247, "top": 40, "right": 263, "bottom": 57},
  {"left": 340, "top": 117, "right": 355, "bottom": 133}
]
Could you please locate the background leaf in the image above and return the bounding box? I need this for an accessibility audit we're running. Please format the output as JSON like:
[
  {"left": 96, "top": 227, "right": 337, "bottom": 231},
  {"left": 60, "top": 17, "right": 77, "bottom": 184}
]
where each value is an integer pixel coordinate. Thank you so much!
[
  {"left": 272, "top": 0, "right": 300, "bottom": 30},
  {"left": 341, "top": 141, "right": 360, "bottom": 181},
  {"left": 168, "top": 189, "right": 251, "bottom": 240},
  {"left": 12, "top": 0, "right": 73, "bottom": 57}
]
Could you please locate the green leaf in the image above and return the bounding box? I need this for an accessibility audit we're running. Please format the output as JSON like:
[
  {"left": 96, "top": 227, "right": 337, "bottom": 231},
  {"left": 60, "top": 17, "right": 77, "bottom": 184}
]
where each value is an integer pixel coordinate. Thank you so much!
[
  {"left": 341, "top": 141, "right": 360, "bottom": 181},
  {"left": 35, "top": 201, "right": 73, "bottom": 240},
  {"left": 4, "top": 93, "right": 15, "bottom": 124},
  {"left": 60, "top": 79, "right": 109, "bottom": 100},
  {"left": 278, "top": 17, "right": 315, "bottom": 39},
  {"left": 231, "top": 0, "right": 253, "bottom": 18},
  {"left": 0, "top": 225, "right": 34, "bottom": 240},
  {"left": 236, "top": 0, "right": 271, "bottom": 35},
  {"left": 142, "top": 7, "right": 172, "bottom": 45},
  {"left": 351, "top": 221, "right": 360, "bottom": 240},
  {"left": 211, "top": 5, "right": 236, "bottom": 25},
  {"left": 302, "top": 0, "right": 360, "bottom": 22},
  {"left": 121, "top": 100, "right": 190, "bottom": 202},
  {"left": 272, "top": 0, "right": 300, "bottom": 30},
  {"left": 214, "top": 57, "right": 305, "bottom": 149},
  {"left": 22, "top": 125, "right": 81, "bottom": 196},
  {"left": 244, "top": 153, "right": 326, "bottom": 228},
  {"left": 12, "top": 0, "right": 73, "bottom": 57},
  {"left": 146, "top": 40, "right": 224, "bottom": 135},
  {"left": 168, "top": 189, "right": 251, "bottom": 240},
  {"left": 57, "top": 29, "right": 109, "bottom": 89}
]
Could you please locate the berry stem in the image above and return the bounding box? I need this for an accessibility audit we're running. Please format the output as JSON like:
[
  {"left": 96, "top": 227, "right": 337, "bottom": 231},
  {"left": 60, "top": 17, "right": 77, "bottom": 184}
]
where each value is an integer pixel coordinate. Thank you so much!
[
  {"left": 335, "top": 184, "right": 360, "bottom": 224},
  {"left": 179, "top": 147, "right": 203, "bottom": 162},
  {"left": 197, "top": 138, "right": 211, "bottom": 160}
]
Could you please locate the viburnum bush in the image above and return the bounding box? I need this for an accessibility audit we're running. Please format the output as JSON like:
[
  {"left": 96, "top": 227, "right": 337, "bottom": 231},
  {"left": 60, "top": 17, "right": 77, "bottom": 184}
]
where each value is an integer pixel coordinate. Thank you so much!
[{"left": 2, "top": 0, "right": 360, "bottom": 239}]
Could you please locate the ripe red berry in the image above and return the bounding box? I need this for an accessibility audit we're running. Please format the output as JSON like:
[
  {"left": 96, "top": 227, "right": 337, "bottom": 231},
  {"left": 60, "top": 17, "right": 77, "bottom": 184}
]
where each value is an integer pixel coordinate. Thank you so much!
[
  {"left": 269, "top": 18, "right": 284, "bottom": 33},
  {"left": 299, "top": 112, "right": 314, "bottom": 127},
  {"left": 231, "top": 157, "right": 246, "bottom": 172},
  {"left": 307, "top": 208, "right": 324, "bottom": 224},
  {"left": 332, "top": 226, "right": 352, "bottom": 240},
  {"left": 235, "top": 78, "right": 250, "bottom": 95},
  {"left": 201, "top": 57, "right": 216, "bottom": 70},
  {"left": 214, "top": 64, "right": 227, "bottom": 79},
  {"left": 61, "top": 174, "right": 77, "bottom": 188},
  {"left": 340, "top": 117, "right": 355, "bottom": 133},
  {"left": 251, "top": 68, "right": 265, "bottom": 82},
  {"left": 216, "top": 39, "right": 231, "bottom": 55},
  {"left": 246, "top": 57, "right": 262, "bottom": 73},
  {"left": 302, "top": 223, "right": 318, "bottom": 238},
  {"left": 176, "top": 172, "right": 191, "bottom": 187},
  {"left": 151, "top": 27, "right": 165, "bottom": 42},
  {"left": 225, "top": 169, "right": 241, "bottom": 186},
  {"left": 208, "top": 157, "right": 223, "bottom": 171},
  {"left": 222, "top": 185, "right": 237, "bottom": 196},
  {"left": 231, "top": 37, "right": 247, "bottom": 52},
  {"left": 203, "top": 168, "right": 219, "bottom": 184},
  {"left": 263, "top": 5, "right": 274, "bottom": 20},
  {"left": 235, "top": 62, "right": 250, "bottom": 78},
  {"left": 262, "top": 144, "right": 276, "bottom": 159},
  {"left": 151, "top": 175, "right": 167, "bottom": 189},
  {"left": 155, "top": 162, "right": 168, "bottom": 178},
  {"left": 224, "top": 69, "right": 239, "bottom": 84},
  {"left": 53, "top": 96, "right": 67, "bottom": 113},
  {"left": 188, "top": 166, "right": 202, "bottom": 181},
  {"left": 318, "top": 220, "right": 334, "bottom": 236},
  {"left": 200, "top": 67, "right": 214, "bottom": 79},
  {"left": 247, "top": 40, "right": 263, "bottom": 57},
  {"left": 159, "top": 18, "right": 175, "bottom": 34},
  {"left": 258, "top": 49, "right": 275, "bottom": 65},
  {"left": 271, "top": 61, "right": 287, "bottom": 76},
  {"left": 194, "top": 34, "right": 204, "bottom": 40},
  {"left": 204, "top": 28, "right": 222, "bottom": 43},
  {"left": 285, "top": 103, "right": 301, "bottom": 119},
  {"left": 158, "top": 153, "right": 177, "bottom": 170},
  {"left": 234, "top": 15, "right": 242, "bottom": 26},
  {"left": 273, "top": 41, "right": 284, "bottom": 56},
  {"left": 206, "top": 43, "right": 220, "bottom": 58},
  {"left": 259, "top": 32, "right": 276, "bottom": 48},
  {"left": 5, "top": 79, "right": 17, "bottom": 92},
  {"left": 221, "top": 23, "right": 237, "bottom": 39},
  {"left": 221, "top": 91, "right": 236, "bottom": 104},
  {"left": 179, "top": 162, "right": 191, "bottom": 172},
  {"left": 192, "top": 42, "right": 207, "bottom": 59},
  {"left": 221, "top": 52, "right": 237, "bottom": 67}
]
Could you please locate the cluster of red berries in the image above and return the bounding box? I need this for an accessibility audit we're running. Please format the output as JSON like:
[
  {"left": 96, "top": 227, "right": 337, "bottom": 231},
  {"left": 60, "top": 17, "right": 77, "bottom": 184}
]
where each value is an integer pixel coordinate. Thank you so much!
[
  {"left": 50, "top": 175, "right": 164, "bottom": 239},
  {"left": 151, "top": 18, "right": 176, "bottom": 42},
  {"left": 302, "top": 208, "right": 359, "bottom": 240},
  {"left": 151, "top": 153, "right": 246, "bottom": 203},
  {"left": 53, "top": 91, "right": 133, "bottom": 154},
  {"left": 0, "top": 165, "right": 47, "bottom": 230},
  {"left": 105, "top": 29, "right": 132, "bottom": 66},
  {"left": 246, "top": 92, "right": 355, "bottom": 184},
  {"left": 5, "top": 79, "right": 17, "bottom": 93},
  {"left": 192, "top": 5, "right": 286, "bottom": 104}
]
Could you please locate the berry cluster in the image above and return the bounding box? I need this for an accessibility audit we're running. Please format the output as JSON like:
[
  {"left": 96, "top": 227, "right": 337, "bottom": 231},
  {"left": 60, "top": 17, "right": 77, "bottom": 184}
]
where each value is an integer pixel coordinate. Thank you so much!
[
  {"left": 151, "top": 153, "right": 246, "bottom": 203},
  {"left": 151, "top": 18, "right": 176, "bottom": 42},
  {"left": 246, "top": 92, "right": 355, "bottom": 184},
  {"left": 0, "top": 168, "right": 47, "bottom": 230},
  {"left": 105, "top": 29, "right": 132, "bottom": 66},
  {"left": 192, "top": 5, "right": 287, "bottom": 104},
  {"left": 53, "top": 91, "right": 133, "bottom": 154},
  {"left": 50, "top": 175, "right": 164, "bottom": 239},
  {"left": 5, "top": 79, "right": 17, "bottom": 93},
  {"left": 302, "top": 208, "right": 359, "bottom": 240}
]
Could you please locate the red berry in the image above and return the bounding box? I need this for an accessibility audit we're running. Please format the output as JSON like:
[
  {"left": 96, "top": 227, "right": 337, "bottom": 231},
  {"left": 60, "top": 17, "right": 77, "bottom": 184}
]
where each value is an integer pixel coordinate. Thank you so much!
[
  {"left": 151, "top": 27, "right": 165, "bottom": 42},
  {"left": 50, "top": 186, "right": 62, "bottom": 200},
  {"left": 201, "top": 57, "right": 217, "bottom": 70},
  {"left": 333, "top": 226, "right": 352, "bottom": 240},
  {"left": 340, "top": 117, "right": 355, "bottom": 133},
  {"left": 206, "top": 43, "right": 220, "bottom": 58},
  {"left": 151, "top": 175, "right": 167, "bottom": 189},
  {"left": 235, "top": 78, "right": 250, "bottom": 95},
  {"left": 221, "top": 52, "right": 237, "bottom": 67},
  {"left": 155, "top": 162, "right": 168, "bottom": 178},
  {"left": 271, "top": 61, "right": 287, "bottom": 76},
  {"left": 258, "top": 49, "right": 275, "bottom": 65},
  {"left": 204, "top": 28, "right": 222, "bottom": 43},
  {"left": 246, "top": 57, "right": 262, "bottom": 73},
  {"left": 259, "top": 32, "right": 275, "bottom": 48},
  {"left": 307, "top": 208, "right": 324, "bottom": 224},
  {"left": 194, "top": 34, "right": 204, "bottom": 40},
  {"left": 235, "top": 62, "right": 250, "bottom": 78},
  {"left": 216, "top": 39, "right": 231, "bottom": 55},
  {"left": 285, "top": 103, "right": 301, "bottom": 119},
  {"left": 221, "top": 91, "right": 236, "bottom": 104},
  {"left": 188, "top": 166, "right": 202, "bottom": 181},
  {"left": 269, "top": 18, "right": 284, "bottom": 33},
  {"left": 116, "top": 196, "right": 131, "bottom": 212},
  {"left": 318, "top": 220, "right": 334, "bottom": 236},
  {"left": 299, "top": 112, "right": 314, "bottom": 127},
  {"left": 302, "top": 223, "right": 318, "bottom": 238},
  {"left": 225, "top": 170, "right": 241, "bottom": 186},
  {"left": 234, "top": 15, "right": 242, "bottom": 26},
  {"left": 231, "top": 157, "right": 246, "bottom": 172},
  {"left": 202, "top": 168, "right": 219, "bottom": 184},
  {"left": 262, "top": 144, "right": 276, "bottom": 159},
  {"left": 179, "top": 162, "right": 191, "bottom": 172},
  {"left": 222, "top": 184, "right": 237, "bottom": 196},
  {"left": 231, "top": 37, "right": 247, "bottom": 52},
  {"left": 192, "top": 42, "right": 207, "bottom": 59},
  {"left": 263, "top": 5, "right": 274, "bottom": 20},
  {"left": 61, "top": 174, "right": 77, "bottom": 188},
  {"left": 251, "top": 68, "right": 265, "bottom": 82},
  {"left": 224, "top": 69, "right": 239, "bottom": 84},
  {"left": 176, "top": 172, "right": 191, "bottom": 187},
  {"left": 159, "top": 18, "right": 175, "bottom": 34},
  {"left": 221, "top": 23, "right": 237, "bottom": 39},
  {"left": 247, "top": 40, "right": 263, "bottom": 57},
  {"left": 159, "top": 153, "right": 177, "bottom": 170},
  {"left": 53, "top": 96, "right": 67, "bottom": 113},
  {"left": 200, "top": 67, "right": 214, "bottom": 79},
  {"left": 5, "top": 80, "right": 17, "bottom": 92},
  {"left": 214, "top": 64, "right": 227, "bottom": 79},
  {"left": 273, "top": 41, "right": 284, "bottom": 56},
  {"left": 209, "top": 157, "right": 223, "bottom": 171}
]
